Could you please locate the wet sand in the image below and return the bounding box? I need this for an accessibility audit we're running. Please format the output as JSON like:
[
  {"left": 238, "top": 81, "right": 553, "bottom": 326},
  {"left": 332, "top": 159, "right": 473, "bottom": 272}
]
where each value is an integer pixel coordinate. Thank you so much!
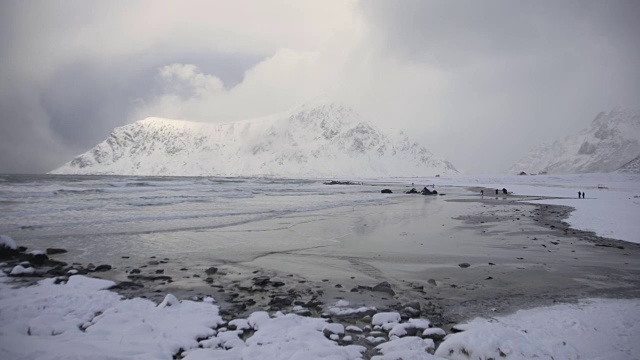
[{"left": 53, "top": 184, "right": 640, "bottom": 327}]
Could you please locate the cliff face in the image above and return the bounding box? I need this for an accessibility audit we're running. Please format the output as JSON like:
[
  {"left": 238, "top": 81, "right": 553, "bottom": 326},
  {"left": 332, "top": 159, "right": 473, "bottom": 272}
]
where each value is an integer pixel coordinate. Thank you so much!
[{"left": 52, "top": 102, "right": 458, "bottom": 177}]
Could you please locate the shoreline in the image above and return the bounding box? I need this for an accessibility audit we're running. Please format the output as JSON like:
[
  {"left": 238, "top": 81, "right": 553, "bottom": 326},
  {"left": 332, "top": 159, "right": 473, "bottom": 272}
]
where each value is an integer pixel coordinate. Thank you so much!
[
  {"left": 2, "top": 182, "right": 640, "bottom": 358},
  {"left": 3, "top": 185, "right": 639, "bottom": 327}
]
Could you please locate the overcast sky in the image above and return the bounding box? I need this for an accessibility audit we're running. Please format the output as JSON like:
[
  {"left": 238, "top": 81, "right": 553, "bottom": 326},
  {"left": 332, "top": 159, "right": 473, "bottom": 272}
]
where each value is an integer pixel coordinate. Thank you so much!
[{"left": 1, "top": 0, "right": 639, "bottom": 174}]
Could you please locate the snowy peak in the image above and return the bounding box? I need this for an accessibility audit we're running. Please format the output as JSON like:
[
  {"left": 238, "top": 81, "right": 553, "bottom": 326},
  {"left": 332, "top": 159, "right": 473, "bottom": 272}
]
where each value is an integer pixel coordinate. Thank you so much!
[
  {"left": 511, "top": 108, "right": 640, "bottom": 174},
  {"left": 52, "top": 102, "right": 458, "bottom": 177}
]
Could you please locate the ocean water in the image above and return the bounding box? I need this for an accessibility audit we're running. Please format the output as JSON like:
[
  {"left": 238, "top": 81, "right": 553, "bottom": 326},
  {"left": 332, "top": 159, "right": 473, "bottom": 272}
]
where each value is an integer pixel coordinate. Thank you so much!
[{"left": 0, "top": 174, "right": 402, "bottom": 263}]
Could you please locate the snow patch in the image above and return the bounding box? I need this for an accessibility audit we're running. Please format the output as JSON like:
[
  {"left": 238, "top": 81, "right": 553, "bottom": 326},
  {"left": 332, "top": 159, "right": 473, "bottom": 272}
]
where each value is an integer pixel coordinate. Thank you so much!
[{"left": 0, "top": 235, "right": 17, "bottom": 250}]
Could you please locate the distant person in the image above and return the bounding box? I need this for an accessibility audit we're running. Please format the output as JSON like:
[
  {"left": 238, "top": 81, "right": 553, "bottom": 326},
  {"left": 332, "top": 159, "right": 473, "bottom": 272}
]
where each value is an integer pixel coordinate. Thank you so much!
[
  {"left": 582, "top": 192, "right": 585, "bottom": 199},
  {"left": 481, "top": 190, "right": 484, "bottom": 198},
  {"left": 502, "top": 188, "right": 508, "bottom": 195},
  {"left": 495, "top": 189, "right": 499, "bottom": 195},
  {"left": 578, "top": 191, "right": 582, "bottom": 199}
]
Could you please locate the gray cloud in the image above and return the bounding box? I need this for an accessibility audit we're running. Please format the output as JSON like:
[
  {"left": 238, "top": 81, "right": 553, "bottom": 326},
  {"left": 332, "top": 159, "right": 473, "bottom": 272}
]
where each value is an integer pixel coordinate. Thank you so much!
[
  {"left": 1, "top": 0, "right": 638, "bottom": 174},
  {"left": 356, "top": 0, "right": 640, "bottom": 172}
]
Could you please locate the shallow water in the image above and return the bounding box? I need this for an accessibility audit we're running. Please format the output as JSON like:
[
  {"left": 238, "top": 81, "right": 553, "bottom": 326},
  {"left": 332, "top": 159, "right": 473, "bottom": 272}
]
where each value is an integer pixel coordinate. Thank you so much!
[{"left": 0, "top": 175, "right": 421, "bottom": 262}]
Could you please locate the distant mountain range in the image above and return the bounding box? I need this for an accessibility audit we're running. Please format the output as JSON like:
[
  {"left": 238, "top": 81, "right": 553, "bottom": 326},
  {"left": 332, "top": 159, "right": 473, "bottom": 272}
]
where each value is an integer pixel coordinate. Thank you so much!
[
  {"left": 51, "top": 102, "right": 458, "bottom": 177},
  {"left": 511, "top": 108, "right": 640, "bottom": 174}
]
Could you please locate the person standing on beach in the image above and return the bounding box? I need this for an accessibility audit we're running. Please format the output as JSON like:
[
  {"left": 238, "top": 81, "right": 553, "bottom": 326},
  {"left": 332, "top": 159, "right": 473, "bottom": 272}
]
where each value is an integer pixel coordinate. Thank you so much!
[
  {"left": 582, "top": 192, "right": 585, "bottom": 199},
  {"left": 481, "top": 190, "right": 484, "bottom": 198},
  {"left": 578, "top": 191, "right": 582, "bottom": 199}
]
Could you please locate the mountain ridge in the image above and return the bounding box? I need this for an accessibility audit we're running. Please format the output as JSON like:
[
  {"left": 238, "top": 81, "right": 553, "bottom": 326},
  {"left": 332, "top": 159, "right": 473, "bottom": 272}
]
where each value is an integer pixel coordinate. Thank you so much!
[
  {"left": 51, "top": 102, "right": 458, "bottom": 177},
  {"left": 510, "top": 108, "right": 640, "bottom": 174}
]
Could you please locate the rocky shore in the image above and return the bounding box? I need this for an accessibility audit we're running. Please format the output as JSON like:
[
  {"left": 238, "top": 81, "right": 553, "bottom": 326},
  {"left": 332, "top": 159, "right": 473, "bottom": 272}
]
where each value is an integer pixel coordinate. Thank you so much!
[
  {"left": 2, "top": 187, "right": 640, "bottom": 359},
  {"left": 1, "top": 236, "right": 454, "bottom": 358}
]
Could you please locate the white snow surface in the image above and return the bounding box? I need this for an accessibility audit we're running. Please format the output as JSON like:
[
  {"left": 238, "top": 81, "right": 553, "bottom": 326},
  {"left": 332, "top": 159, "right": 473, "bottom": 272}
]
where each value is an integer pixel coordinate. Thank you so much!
[
  {"left": 183, "top": 313, "right": 365, "bottom": 360},
  {"left": 2, "top": 269, "right": 638, "bottom": 360},
  {"left": 372, "top": 312, "right": 401, "bottom": 326},
  {"left": 510, "top": 108, "right": 640, "bottom": 174},
  {"left": 0, "top": 274, "right": 222, "bottom": 360},
  {"left": 9, "top": 264, "right": 34, "bottom": 275},
  {"left": 51, "top": 102, "right": 458, "bottom": 177},
  {"left": 373, "top": 337, "right": 436, "bottom": 360},
  {"left": 0, "top": 234, "right": 16, "bottom": 250},
  {"left": 432, "top": 173, "right": 640, "bottom": 244},
  {"left": 435, "top": 298, "right": 640, "bottom": 360}
]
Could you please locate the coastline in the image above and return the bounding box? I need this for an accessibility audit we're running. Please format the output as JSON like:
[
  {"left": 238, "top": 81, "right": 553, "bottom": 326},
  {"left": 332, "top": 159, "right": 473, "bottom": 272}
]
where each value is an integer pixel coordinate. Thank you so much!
[
  {"left": 2, "top": 181, "right": 639, "bottom": 358},
  {"left": 4, "top": 184, "right": 639, "bottom": 322}
]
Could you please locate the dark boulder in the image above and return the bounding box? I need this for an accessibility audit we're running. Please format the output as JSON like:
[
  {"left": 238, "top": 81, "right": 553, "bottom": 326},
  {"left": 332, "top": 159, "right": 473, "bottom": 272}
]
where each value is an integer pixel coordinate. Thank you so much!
[
  {"left": 421, "top": 187, "right": 438, "bottom": 195},
  {"left": 29, "top": 253, "right": 49, "bottom": 267},
  {"left": 205, "top": 266, "right": 218, "bottom": 275},
  {"left": 406, "top": 188, "right": 419, "bottom": 194},
  {"left": 381, "top": 189, "right": 393, "bottom": 194}
]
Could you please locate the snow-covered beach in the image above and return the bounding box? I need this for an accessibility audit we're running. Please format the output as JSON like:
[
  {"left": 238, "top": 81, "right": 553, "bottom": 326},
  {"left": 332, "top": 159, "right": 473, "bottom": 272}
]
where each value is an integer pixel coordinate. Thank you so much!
[{"left": 1, "top": 173, "right": 639, "bottom": 359}]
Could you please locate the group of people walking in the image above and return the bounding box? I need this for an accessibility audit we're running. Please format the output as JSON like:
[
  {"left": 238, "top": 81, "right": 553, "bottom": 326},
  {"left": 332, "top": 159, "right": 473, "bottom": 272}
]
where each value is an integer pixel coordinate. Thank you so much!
[{"left": 578, "top": 191, "right": 586, "bottom": 199}]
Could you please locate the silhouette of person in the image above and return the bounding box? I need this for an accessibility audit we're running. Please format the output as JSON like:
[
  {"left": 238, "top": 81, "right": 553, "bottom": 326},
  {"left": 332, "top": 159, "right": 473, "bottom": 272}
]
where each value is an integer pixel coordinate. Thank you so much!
[
  {"left": 578, "top": 191, "right": 581, "bottom": 199},
  {"left": 481, "top": 190, "right": 484, "bottom": 198},
  {"left": 582, "top": 192, "right": 585, "bottom": 199},
  {"left": 495, "top": 189, "right": 499, "bottom": 195}
]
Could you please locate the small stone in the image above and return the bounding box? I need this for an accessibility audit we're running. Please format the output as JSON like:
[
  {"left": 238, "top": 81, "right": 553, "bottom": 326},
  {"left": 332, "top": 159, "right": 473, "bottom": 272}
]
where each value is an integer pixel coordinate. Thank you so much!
[
  {"left": 253, "top": 276, "right": 270, "bottom": 286},
  {"left": 155, "top": 269, "right": 164, "bottom": 274},
  {"left": 130, "top": 268, "right": 141, "bottom": 274},
  {"left": 46, "top": 248, "right": 67, "bottom": 255},
  {"left": 269, "top": 295, "right": 293, "bottom": 306},
  {"left": 205, "top": 267, "right": 218, "bottom": 275},
  {"left": 94, "top": 264, "right": 112, "bottom": 272},
  {"left": 372, "top": 281, "right": 395, "bottom": 296},
  {"left": 458, "top": 263, "right": 471, "bottom": 268},
  {"left": 110, "top": 281, "right": 144, "bottom": 290}
]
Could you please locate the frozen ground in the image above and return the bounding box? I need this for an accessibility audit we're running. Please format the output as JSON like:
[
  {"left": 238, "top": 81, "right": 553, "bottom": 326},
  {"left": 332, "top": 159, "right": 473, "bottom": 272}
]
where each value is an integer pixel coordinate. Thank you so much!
[{"left": 1, "top": 271, "right": 638, "bottom": 359}]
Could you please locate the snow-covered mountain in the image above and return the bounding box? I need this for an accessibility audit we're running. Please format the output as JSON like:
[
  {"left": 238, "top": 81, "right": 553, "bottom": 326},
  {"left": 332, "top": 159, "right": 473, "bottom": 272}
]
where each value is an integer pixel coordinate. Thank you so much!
[
  {"left": 510, "top": 108, "right": 640, "bottom": 174},
  {"left": 51, "top": 102, "right": 458, "bottom": 177},
  {"left": 617, "top": 154, "right": 640, "bottom": 173}
]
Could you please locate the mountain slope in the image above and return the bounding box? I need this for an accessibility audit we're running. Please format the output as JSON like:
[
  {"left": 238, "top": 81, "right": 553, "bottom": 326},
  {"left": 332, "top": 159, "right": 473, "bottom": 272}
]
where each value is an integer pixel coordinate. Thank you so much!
[
  {"left": 617, "top": 154, "right": 640, "bottom": 173},
  {"left": 51, "top": 102, "right": 458, "bottom": 177},
  {"left": 510, "top": 108, "right": 640, "bottom": 174}
]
